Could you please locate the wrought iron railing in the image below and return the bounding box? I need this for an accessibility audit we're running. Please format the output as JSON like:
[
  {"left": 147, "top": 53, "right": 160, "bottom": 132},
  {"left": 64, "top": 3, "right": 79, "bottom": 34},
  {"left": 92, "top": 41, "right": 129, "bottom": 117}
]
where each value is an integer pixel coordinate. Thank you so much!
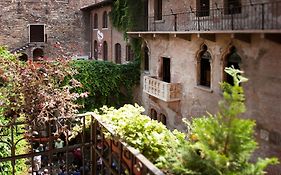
[
  {"left": 143, "top": 76, "right": 181, "bottom": 102},
  {"left": 0, "top": 113, "right": 164, "bottom": 175},
  {"left": 142, "top": 1, "right": 281, "bottom": 32}
]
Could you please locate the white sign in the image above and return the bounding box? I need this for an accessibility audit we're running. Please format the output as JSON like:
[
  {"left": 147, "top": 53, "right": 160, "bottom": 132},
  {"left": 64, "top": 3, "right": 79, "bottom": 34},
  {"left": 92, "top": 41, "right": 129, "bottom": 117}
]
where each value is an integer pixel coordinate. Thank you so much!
[{"left": 97, "top": 30, "right": 104, "bottom": 42}]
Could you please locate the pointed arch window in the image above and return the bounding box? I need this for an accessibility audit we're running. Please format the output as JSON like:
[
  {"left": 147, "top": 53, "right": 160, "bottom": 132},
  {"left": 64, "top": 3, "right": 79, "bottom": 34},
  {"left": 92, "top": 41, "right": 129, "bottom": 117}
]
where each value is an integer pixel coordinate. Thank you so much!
[
  {"left": 198, "top": 44, "right": 211, "bottom": 87},
  {"left": 224, "top": 46, "right": 241, "bottom": 85},
  {"left": 93, "top": 13, "right": 98, "bottom": 29},
  {"left": 102, "top": 11, "right": 108, "bottom": 28}
]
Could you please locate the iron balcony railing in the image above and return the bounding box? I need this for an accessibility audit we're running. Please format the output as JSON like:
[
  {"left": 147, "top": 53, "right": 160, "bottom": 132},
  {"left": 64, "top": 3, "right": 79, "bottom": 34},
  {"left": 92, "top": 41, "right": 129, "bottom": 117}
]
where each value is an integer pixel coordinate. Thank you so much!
[
  {"left": 145, "top": 1, "right": 281, "bottom": 32},
  {"left": 0, "top": 113, "right": 164, "bottom": 175},
  {"left": 143, "top": 76, "right": 181, "bottom": 102}
]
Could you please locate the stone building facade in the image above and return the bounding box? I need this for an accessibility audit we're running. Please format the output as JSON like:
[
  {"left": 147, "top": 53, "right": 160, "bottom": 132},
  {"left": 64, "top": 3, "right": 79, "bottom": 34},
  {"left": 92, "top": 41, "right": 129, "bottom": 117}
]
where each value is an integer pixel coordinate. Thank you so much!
[
  {"left": 0, "top": 0, "right": 91, "bottom": 60},
  {"left": 129, "top": 0, "right": 281, "bottom": 173},
  {"left": 81, "top": 0, "right": 134, "bottom": 63}
]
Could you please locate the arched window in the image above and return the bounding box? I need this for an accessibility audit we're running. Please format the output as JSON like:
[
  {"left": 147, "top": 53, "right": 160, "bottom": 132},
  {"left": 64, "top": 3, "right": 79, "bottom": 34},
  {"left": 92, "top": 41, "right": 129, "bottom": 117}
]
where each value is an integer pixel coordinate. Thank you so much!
[
  {"left": 103, "top": 41, "right": 108, "bottom": 61},
  {"left": 196, "top": 0, "right": 210, "bottom": 17},
  {"left": 126, "top": 45, "right": 134, "bottom": 61},
  {"left": 224, "top": 46, "right": 241, "bottom": 85},
  {"left": 94, "top": 40, "right": 98, "bottom": 60},
  {"left": 33, "top": 48, "right": 44, "bottom": 61},
  {"left": 150, "top": 109, "right": 158, "bottom": 120},
  {"left": 94, "top": 13, "right": 98, "bottom": 29},
  {"left": 115, "top": 43, "right": 121, "bottom": 64},
  {"left": 144, "top": 46, "right": 149, "bottom": 71},
  {"left": 224, "top": 0, "right": 241, "bottom": 14},
  {"left": 102, "top": 11, "right": 108, "bottom": 28},
  {"left": 159, "top": 113, "right": 167, "bottom": 125},
  {"left": 198, "top": 44, "right": 211, "bottom": 87}
]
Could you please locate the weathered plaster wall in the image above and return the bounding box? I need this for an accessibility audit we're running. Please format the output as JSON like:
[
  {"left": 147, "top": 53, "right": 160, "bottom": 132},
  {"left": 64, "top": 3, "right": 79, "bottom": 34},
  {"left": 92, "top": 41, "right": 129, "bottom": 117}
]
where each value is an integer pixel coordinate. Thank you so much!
[
  {"left": 0, "top": 0, "right": 91, "bottom": 59},
  {"left": 141, "top": 33, "right": 281, "bottom": 173}
]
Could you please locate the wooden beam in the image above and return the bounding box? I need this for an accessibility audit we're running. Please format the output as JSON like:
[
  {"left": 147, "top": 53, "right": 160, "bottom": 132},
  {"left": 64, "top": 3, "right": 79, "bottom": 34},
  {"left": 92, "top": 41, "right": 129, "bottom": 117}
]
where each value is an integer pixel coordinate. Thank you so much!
[
  {"left": 231, "top": 33, "right": 251, "bottom": 43},
  {"left": 197, "top": 33, "right": 216, "bottom": 42}
]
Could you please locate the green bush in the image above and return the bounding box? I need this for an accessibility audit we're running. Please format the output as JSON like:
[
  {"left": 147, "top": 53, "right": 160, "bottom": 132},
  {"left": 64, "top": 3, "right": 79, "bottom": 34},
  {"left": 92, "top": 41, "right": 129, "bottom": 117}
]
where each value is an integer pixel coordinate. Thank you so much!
[{"left": 158, "top": 67, "right": 279, "bottom": 175}]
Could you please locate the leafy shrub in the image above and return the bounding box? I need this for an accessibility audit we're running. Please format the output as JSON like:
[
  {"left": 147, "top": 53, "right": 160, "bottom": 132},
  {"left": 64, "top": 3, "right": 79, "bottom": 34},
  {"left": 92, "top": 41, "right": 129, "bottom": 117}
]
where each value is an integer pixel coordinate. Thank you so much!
[{"left": 158, "top": 67, "right": 279, "bottom": 175}]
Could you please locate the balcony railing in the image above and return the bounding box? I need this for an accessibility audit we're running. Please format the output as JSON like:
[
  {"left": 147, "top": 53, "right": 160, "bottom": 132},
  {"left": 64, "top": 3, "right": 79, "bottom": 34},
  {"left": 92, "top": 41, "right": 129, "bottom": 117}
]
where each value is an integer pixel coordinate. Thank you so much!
[
  {"left": 142, "top": 1, "right": 281, "bottom": 32},
  {"left": 143, "top": 76, "right": 181, "bottom": 102},
  {"left": 0, "top": 113, "right": 164, "bottom": 175}
]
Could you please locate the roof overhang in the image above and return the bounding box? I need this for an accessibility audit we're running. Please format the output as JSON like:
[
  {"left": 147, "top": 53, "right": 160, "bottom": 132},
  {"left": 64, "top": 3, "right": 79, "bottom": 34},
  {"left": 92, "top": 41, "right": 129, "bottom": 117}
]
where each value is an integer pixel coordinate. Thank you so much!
[{"left": 80, "top": 0, "right": 113, "bottom": 11}]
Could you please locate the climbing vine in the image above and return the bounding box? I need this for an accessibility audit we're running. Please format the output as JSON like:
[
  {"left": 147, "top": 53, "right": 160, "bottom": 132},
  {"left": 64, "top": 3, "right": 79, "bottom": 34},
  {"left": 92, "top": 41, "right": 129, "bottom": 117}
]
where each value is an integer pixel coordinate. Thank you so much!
[
  {"left": 111, "top": 0, "right": 144, "bottom": 62},
  {"left": 70, "top": 60, "right": 140, "bottom": 112}
]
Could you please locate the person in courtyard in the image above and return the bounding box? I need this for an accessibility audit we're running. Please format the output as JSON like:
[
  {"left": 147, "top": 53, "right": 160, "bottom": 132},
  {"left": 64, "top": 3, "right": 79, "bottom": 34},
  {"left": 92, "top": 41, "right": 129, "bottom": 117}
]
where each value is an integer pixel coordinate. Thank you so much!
[
  {"left": 54, "top": 138, "right": 64, "bottom": 163},
  {"left": 73, "top": 147, "right": 82, "bottom": 167}
]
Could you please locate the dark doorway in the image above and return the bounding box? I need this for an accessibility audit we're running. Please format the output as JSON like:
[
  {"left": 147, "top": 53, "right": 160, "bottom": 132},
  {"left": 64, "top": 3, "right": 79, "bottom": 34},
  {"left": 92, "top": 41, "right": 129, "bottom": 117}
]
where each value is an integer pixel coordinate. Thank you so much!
[
  {"left": 29, "top": 25, "right": 45, "bottom": 42},
  {"left": 18, "top": 53, "right": 28, "bottom": 62},
  {"left": 144, "top": 46, "right": 149, "bottom": 71},
  {"left": 33, "top": 48, "right": 44, "bottom": 61},
  {"left": 162, "top": 57, "right": 171, "bottom": 83}
]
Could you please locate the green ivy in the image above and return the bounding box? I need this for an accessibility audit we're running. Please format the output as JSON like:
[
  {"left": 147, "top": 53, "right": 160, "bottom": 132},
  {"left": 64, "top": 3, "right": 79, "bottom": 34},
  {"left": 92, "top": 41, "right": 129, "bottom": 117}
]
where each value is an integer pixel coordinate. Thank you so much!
[{"left": 69, "top": 60, "right": 140, "bottom": 111}]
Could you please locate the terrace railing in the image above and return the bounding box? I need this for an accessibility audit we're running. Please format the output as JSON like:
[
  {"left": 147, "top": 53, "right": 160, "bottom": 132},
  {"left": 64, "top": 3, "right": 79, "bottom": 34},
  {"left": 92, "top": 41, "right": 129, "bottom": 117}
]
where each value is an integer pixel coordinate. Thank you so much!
[
  {"left": 0, "top": 113, "right": 164, "bottom": 175},
  {"left": 143, "top": 1, "right": 281, "bottom": 32}
]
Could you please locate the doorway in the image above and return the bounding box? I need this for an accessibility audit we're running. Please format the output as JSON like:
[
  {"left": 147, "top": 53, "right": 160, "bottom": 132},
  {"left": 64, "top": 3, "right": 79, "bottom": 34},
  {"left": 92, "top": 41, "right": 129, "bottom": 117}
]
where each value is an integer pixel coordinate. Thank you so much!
[{"left": 162, "top": 57, "right": 170, "bottom": 83}]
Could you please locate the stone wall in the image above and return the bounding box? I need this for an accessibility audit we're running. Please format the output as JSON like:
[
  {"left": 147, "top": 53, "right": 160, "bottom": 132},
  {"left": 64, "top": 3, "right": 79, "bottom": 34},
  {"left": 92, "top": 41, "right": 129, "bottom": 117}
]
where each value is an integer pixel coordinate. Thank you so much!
[{"left": 0, "top": 0, "right": 91, "bottom": 59}]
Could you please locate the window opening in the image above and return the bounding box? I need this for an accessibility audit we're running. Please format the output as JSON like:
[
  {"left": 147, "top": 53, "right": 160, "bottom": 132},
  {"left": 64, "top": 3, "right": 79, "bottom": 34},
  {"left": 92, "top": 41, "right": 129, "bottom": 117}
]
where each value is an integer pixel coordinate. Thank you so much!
[
  {"left": 29, "top": 24, "right": 45, "bottom": 42},
  {"left": 225, "top": 47, "right": 241, "bottom": 85},
  {"left": 198, "top": 45, "right": 211, "bottom": 87},
  {"left": 150, "top": 109, "right": 158, "bottom": 120},
  {"left": 94, "top": 40, "right": 98, "bottom": 60},
  {"left": 162, "top": 57, "right": 171, "bottom": 83},
  {"left": 102, "top": 11, "right": 108, "bottom": 28},
  {"left": 197, "top": 0, "right": 210, "bottom": 17},
  {"left": 115, "top": 43, "right": 121, "bottom": 64},
  {"left": 144, "top": 46, "right": 149, "bottom": 71},
  {"left": 94, "top": 13, "right": 98, "bottom": 29},
  {"left": 225, "top": 0, "right": 242, "bottom": 14},
  {"left": 154, "top": 0, "right": 162, "bottom": 20},
  {"left": 103, "top": 41, "right": 108, "bottom": 61}
]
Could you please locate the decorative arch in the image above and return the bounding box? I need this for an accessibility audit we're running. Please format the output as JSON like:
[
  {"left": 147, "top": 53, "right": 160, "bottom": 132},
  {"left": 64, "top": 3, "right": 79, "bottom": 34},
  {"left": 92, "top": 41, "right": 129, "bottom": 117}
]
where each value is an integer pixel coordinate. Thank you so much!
[
  {"left": 196, "top": 44, "right": 212, "bottom": 87},
  {"left": 33, "top": 48, "right": 44, "bottom": 61}
]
